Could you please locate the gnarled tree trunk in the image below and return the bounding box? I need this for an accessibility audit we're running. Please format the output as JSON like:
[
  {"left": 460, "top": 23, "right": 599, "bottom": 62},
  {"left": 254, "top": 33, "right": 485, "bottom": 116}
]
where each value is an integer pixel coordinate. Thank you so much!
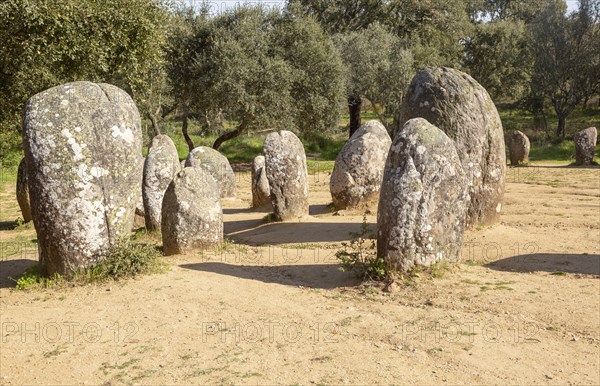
[
  {"left": 181, "top": 108, "right": 195, "bottom": 152},
  {"left": 348, "top": 95, "right": 362, "bottom": 139}
]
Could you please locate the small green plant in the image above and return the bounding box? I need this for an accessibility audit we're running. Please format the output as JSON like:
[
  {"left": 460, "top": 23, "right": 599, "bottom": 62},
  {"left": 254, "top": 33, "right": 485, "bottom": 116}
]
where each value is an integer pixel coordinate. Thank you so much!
[
  {"left": 87, "top": 241, "right": 166, "bottom": 281},
  {"left": 336, "top": 214, "right": 386, "bottom": 281},
  {"left": 14, "top": 265, "right": 63, "bottom": 290}
]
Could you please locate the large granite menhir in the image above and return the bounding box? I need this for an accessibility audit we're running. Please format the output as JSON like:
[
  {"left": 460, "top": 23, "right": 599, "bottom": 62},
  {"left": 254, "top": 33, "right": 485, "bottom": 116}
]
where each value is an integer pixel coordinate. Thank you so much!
[
  {"left": 377, "top": 118, "right": 469, "bottom": 273},
  {"left": 399, "top": 67, "right": 506, "bottom": 227},
  {"left": 264, "top": 130, "right": 309, "bottom": 221},
  {"left": 330, "top": 121, "right": 391, "bottom": 210},
  {"left": 22, "top": 81, "right": 143, "bottom": 276}
]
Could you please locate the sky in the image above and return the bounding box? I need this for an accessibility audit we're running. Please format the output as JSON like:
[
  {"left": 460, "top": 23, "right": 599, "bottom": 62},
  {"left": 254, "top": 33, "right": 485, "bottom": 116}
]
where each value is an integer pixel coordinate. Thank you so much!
[{"left": 189, "top": 0, "right": 579, "bottom": 16}]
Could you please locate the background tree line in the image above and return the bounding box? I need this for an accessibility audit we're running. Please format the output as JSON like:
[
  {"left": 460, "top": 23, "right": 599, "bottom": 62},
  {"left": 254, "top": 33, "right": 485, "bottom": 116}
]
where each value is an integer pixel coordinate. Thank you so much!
[{"left": 1, "top": 0, "right": 599, "bottom": 165}]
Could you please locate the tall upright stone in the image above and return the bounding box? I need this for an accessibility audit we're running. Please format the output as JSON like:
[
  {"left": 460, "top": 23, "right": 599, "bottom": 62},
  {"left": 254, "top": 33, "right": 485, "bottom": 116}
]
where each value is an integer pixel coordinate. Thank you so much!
[
  {"left": 264, "top": 131, "right": 309, "bottom": 220},
  {"left": 509, "top": 131, "right": 530, "bottom": 166},
  {"left": 16, "top": 158, "right": 32, "bottom": 223},
  {"left": 251, "top": 155, "right": 271, "bottom": 208},
  {"left": 330, "top": 121, "right": 392, "bottom": 209},
  {"left": 399, "top": 67, "right": 506, "bottom": 226},
  {"left": 161, "top": 167, "right": 223, "bottom": 255},
  {"left": 574, "top": 127, "right": 597, "bottom": 166},
  {"left": 22, "top": 81, "right": 143, "bottom": 276},
  {"left": 142, "top": 135, "right": 180, "bottom": 231},
  {"left": 185, "top": 146, "right": 236, "bottom": 198},
  {"left": 377, "top": 118, "right": 470, "bottom": 273}
]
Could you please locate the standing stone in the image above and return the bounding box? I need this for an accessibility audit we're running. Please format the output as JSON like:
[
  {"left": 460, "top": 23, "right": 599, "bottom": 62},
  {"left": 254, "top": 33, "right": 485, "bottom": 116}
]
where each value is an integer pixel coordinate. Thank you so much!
[
  {"left": 142, "top": 135, "right": 180, "bottom": 231},
  {"left": 574, "top": 127, "right": 597, "bottom": 166},
  {"left": 509, "top": 131, "right": 530, "bottom": 166},
  {"left": 263, "top": 131, "right": 309, "bottom": 221},
  {"left": 185, "top": 146, "right": 236, "bottom": 198},
  {"left": 399, "top": 67, "right": 505, "bottom": 226},
  {"left": 251, "top": 155, "right": 271, "bottom": 208},
  {"left": 16, "top": 158, "right": 32, "bottom": 223},
  {"left": 161, "top": 167, "right": 223, "bottom": 255},
  {"left": 22, "top": 81, "right": 143, "bottom": 276},
  {"left": 330, "top": 121, "right": 392, "bottom": 209},
  {"left": 377, "top": 118, "right": 470, "bottom": 273}
]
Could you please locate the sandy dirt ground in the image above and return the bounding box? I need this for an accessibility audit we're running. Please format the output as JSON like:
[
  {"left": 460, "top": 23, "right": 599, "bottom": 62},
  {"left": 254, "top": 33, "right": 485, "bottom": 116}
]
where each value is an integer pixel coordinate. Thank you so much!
[{"left": 0, "top": 163, "right": 598, "bottom": 385}]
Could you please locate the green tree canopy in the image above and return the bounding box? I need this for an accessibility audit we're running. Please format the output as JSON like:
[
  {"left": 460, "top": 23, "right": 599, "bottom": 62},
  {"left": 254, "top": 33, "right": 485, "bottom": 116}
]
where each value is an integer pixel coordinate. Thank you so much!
[
  {"left": 528, "top": 0, "right": 600, "bottom": 137},
  {"left": 171, "top": 5, "right": 345, "bottom": 149},
  {"left": 463, "top": 20, "right": 531, "bottom": 102},
  {"left": 0, "top": 0, "right": 169, "bottom": 164},
  {"left": 334, "top": 23, "right": 414, "bottom": 132}
]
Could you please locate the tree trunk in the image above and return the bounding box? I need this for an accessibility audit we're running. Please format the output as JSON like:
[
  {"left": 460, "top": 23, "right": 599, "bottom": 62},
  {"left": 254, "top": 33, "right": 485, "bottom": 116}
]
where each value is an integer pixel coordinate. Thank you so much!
[
  {"left": 181, "top": 109, "right": 195, "bottom": 152},
  {"left": 348, "top": 95, "right": 362, "bottom": 139},
  {"left": 149, "top": 106, "right": 162, "bottom": 137},
  {"left": 365, "top": 97, "right": 388, "bottom": 130},
  {"left": 556, "top": 115, "right": 566, "bottom": 138},
  {"left": 212, "top": 125, "right": 244, "bottom": 150}
]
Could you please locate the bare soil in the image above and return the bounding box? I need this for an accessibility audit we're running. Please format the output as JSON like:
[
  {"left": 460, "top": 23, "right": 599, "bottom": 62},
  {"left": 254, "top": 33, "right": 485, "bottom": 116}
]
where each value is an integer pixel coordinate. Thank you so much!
[{"left": 0, "top": 164, "right": 599, "bottom": 385}]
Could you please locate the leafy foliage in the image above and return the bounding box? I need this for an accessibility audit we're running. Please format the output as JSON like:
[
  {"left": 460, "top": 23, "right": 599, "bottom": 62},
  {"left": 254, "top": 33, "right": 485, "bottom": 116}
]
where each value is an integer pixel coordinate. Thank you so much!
[
  {"left": 464, "top": 20, "right": 532, "bottom": 102},
  {"left": 88, "top": 241, "right": 166, "bottom": 281},
  {"left": 169, "top": 5, "right": 344, "bottom": 144},
  {"left": 336, "top": 215, "right": 386, "bottom": 281},
  {"left": 334, "top": 23, "right": 414, "bottom": 131},
  {"left": 0, "top": 0, "right": 169, "bottom": 162},
  {"left": 528, "top": 0, "right": 600, "bottom": 137}
]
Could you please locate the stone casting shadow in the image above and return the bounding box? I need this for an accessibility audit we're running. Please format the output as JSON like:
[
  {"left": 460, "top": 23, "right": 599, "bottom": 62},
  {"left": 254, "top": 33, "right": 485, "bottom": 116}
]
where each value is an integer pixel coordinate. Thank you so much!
[
  {"left": 226, "top": 221, "right": 369, "bottom": 245},
  {"left": 485, "top": 253, "right": 600, "bottom": 276},
  {"left": 0, "top": 259, "right": 37, "bottom": 288},
  {"left": 180, "top": 262, "right": 360, "bottom": 289}
]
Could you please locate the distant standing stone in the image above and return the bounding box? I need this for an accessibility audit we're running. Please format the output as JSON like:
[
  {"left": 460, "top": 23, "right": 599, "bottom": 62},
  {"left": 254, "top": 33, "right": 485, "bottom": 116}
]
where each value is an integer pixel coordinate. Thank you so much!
[
  {"left": 185, "top": 146, "right": 236, "bottom": 198},
  {"left": 22, "top": 81, "right": 143, "bottom": 276},
  {"left": 574, "top": 127, "right": 597, "bottom": 166},
  {"left": 252, "top": 155, "right": 271, "bottom": 208},
  {"left": 142, "top": 135, "right": 181, "bottom": 231},
  {"left": 16, "top": 158, "right": 32, "bottom": 223},
  {"left": 264, "top": 131, "right": 309, "bottom": 220},
  {"left": 161, "top": 167, "right": 223, "bottom": 255},
  {"left": 399, "top": 67, "right": 505, "bottom": 226},
  {"left": 330, "top": 121, "right": 391, "bottom": 209},
  {"left": 377, "top": 118, "right": 470, "bottom": 273},
  {"left": 509, "top": 131, "right": 530, "bottom": 166}
]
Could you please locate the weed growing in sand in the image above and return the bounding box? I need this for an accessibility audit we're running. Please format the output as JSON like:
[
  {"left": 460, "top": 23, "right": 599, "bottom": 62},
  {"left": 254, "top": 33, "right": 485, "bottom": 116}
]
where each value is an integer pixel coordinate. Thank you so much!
[
  {"left": 83, "top": 241, "right": 167, "bottom": 281},
  {"left": 13, "top": 241, "right": 167, "bottom": 290},
  {"left": 336, "top": 214, "right": 386, "bottom": 281},
  {"left": 14, "top": 265, "right": 63, "bottom": 290}
]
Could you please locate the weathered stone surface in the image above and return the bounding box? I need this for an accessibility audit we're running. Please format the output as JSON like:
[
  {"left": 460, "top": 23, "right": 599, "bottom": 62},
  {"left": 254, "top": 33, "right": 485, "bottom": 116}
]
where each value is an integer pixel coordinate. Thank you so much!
[
  {"left": 330, "top": 120, "right": 391, "bottom": 209},
  {"left": 264, "top": 131, "right": 309, "bottom": 220},
  {"left": 574, "top": 127, "right": 597, "bottom": 166},
  {"left": 161, "top": 167, "right": 223, "bottom": 255},
  {"left": 133, "top": 191, "right": 145, "bottom": 228},
  {"left": 185, "top": 146, "right": 236, "bottom": 198},
  {"left": 509, "top": 131, "right": 530, "bottom": 166},
  {"left": 377, "top": 118, "right": 470, "bottom": 273},
  {"left": 142, "top": 135, "right": 180, "bottom": 231},
  {"left": 399, "top": 67, "right": 505, "bottom": 226},
  {"left": 251, "top": 155, "right": 271, "bottom": 208},
  {"left": 16, "top": 158, "right": 32, "bottom": 223},
  {"left": 22, "top": 81, "right": 143, "bottom": 276},
  {"left": 135, "top": 194, "right": 145, "bottom": 217}
]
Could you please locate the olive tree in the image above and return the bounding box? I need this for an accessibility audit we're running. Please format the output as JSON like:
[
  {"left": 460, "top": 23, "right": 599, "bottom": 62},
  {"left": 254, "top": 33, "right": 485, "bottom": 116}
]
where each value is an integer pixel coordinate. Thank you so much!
[
  {"left": 172, "top": 6, "right": 345, "bottom": 150},
  {"left": 463, "top": 20, "right": 532, "bottom": 102},
  {"left": 0, "top": 0, "right": 169, "bottom": 163},
  {"left": 528, "top": 0, "right": 600, "bottom": 137},
  {"left": 334, "top": 23, "right": 414, "bottom": 133}
]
